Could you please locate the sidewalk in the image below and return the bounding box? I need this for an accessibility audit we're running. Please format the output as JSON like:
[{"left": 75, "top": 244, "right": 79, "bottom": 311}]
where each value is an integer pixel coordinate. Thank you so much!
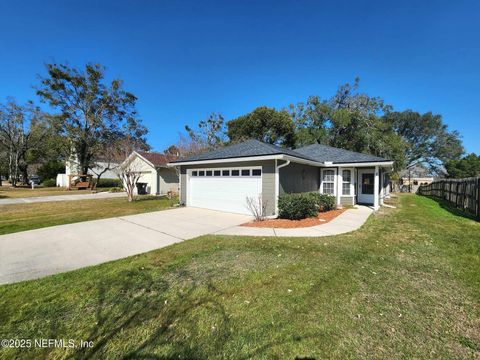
[
  {"left": 214, "top": 205, "right": 373, "bottom": 237},
  {"left": 0, "top": 191, "right": 126, "bottom": 205}
]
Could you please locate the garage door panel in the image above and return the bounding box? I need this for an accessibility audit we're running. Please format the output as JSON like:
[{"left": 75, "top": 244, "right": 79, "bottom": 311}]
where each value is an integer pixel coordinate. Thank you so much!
[{"left": 189, "top": 174, "right": 261, "bottom": 215}]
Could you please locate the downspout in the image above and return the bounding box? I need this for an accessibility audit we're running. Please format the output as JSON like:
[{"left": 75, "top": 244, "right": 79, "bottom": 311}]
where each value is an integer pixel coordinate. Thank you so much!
[{"left": 274, "top": 159, "right": 291, "bottom": 217}]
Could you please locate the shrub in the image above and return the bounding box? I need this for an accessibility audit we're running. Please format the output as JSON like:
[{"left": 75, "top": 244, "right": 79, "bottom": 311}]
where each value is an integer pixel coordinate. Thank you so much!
[
  {"left": 38, "top": 160, "right": 65, "bottom": 180},
  {"left": 41, "top": 178, "right": 56, "bottom": 187},
  {"left": 278, "top": 193, "right": 318, "bottom": 220},
  {"left": 308, "top": 192, "right": 336, "bottom": 212},
  {"left": 246, "top": 195, "right": 267, "bottom": 221},
  {"left": 95, "top": 178, "right": 122, "bottom": 188}
]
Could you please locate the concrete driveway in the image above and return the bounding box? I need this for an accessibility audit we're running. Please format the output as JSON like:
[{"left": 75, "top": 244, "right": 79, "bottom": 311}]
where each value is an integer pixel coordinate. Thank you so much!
[{"left": 0, "top": 208, "right": 251, "bottom": 285}]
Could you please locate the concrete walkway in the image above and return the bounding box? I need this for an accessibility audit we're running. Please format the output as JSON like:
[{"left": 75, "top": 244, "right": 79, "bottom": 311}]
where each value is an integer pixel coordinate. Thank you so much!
[
  {"left": 0, "top": 191, "right": 126, "bottom": 205},
  {"left": 214, "top": 205, "right": 373, "bottom": 237},
  {"left": 0, "top": 207, "right": 251, "bottom": 284}
]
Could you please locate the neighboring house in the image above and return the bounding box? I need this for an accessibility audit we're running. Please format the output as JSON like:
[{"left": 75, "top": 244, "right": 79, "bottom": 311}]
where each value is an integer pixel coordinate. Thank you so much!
[
  {"left": 123, "top": 151, "right": 179, "bottom": 195},
  {"left": 56, "top": 158, "right": 120, "bottom": 187},
  {"left": 168, "top": 139, "right": 393, "bottom": 216},
  {"left": 399, "top": 165, "right": 434, "bottom": 193}
]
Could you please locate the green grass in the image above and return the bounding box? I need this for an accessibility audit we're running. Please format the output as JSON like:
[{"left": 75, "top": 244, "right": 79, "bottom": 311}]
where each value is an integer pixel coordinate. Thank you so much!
[
  {"left": 0, "top": 185, "right": 86, "bottom": 199},
  {"left": 0, "top": 194, "right": 479, "bottom": 359},
  {"left": 0, "top": 196, "right": 178, "bottom": 235}
]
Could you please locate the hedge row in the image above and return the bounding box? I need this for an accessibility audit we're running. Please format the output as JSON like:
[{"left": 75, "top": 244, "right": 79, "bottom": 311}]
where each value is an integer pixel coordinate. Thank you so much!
[{"left": 278, "top": 192, "right": 336, "bottom": 220}]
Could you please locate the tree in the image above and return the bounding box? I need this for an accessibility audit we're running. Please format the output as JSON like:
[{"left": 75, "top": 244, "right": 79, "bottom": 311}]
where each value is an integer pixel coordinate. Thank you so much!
[
  {"left": 288, "top": 96, "right": 329, "bottom": 147},
  {"left": 37, "top": 160, "right": 65, "bottom": 181},
  {"left": 384, "top": 110, "right": 464, "bottom": 174},
  {"left": 36, "top": 63, "right": 148, "bottom": 179},
  {"left": 185, "top": 113, "right": 226, "bottom": 151},
  {"left": 445, "top": 153, "right": 480, "bottom": 178},
  {"left": 0, "top": 99, "right": 47, "bottom": 186},
  {"left": 227, "top": 106, "right": 296, "bottom": 147}
]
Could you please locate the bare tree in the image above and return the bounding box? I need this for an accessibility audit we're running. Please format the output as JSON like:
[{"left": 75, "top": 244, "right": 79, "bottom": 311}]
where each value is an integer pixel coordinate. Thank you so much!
[
  {"left": 117, "top": 152, "right": 145, "bottom": 202},
  {"left": 246, "top": 195, "right": 268, "bottom": 221}
]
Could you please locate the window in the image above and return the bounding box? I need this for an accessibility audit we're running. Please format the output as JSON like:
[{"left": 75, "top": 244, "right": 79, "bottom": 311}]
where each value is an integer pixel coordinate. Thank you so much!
[
  {"left": 206, "top": 170, "right": 213, "bottom": 176},
  {"left": 231, "top": 170, "right": 240, "bottom": 176},
  {"left": 241, "top": 169, "right": 250, "bottom": 176},
  {"left": 214, "top": 170, "right": 221, "bottom": 176},
  {"left": 199, "top": 170, "right": 205, "bottom": 176},
  {"left": 192, "top": 171, "right": 198, "bottom": 177},
  {"left": 322, "top": 170, "right": 335, "bottom": 195},
  {"left": 342, "top": 169, "right": 351, "bottom": 195},
  {"left": 222, "top": 170, "right": 230, "bottom": 176},
  {"left": 252, "top": 169, "right": 262, "bottom": 176}
]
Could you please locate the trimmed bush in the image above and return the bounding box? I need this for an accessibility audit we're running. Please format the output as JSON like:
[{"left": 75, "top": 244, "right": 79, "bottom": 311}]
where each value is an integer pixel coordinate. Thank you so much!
[
  {"left": 95, "top": 178, "right": 122, "bottom": 188},
  {"left": 308, "top": 192, "right": 336, "bottom": 212},
  {"left": 278, "top": 193, "right": 318, "bottom": 220},
  {"left": 41, "top": 178, "right": 56, "bottom": 187}
]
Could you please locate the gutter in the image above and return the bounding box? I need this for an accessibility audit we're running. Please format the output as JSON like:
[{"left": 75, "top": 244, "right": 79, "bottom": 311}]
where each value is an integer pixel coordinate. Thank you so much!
[{"left": 274, "top": 159, "right": 291, "bottom": 217}]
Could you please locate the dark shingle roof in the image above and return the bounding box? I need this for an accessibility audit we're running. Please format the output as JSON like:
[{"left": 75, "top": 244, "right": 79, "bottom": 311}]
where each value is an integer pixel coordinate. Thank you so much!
[
  {"left": 170, "top": 139, "right": 390, "bottom": 164},
  {"left": 138, "top": 151, "right": 178, "bottom": 166},
  {"left": 294, "top": 144, "right": 388, "bottom": 163},
  {"left": 170, "top": 139, "right": 316, "bottom": 163}
]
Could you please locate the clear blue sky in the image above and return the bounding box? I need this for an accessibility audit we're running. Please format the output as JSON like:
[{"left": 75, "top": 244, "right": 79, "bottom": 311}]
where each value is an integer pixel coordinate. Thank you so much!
[{"left": 1, "top": 0, "right": 479, "bottom": 154}]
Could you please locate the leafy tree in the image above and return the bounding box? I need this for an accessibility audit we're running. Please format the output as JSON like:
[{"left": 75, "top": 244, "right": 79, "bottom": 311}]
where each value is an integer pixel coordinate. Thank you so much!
[
  {"left": 288, "top": 96, "right": 329, "bottom": 147},
  {"left": 0, "top": 99, "right": 47, "bottom": 186},
  {"left": 384, "top": 110, "right": 464, "bottom": 173},
  {"left": 227, "top": 106, "right": 295, "bottom": 147},
  {"left": 185, "top": 113, "right": 226, "bottom": 150},
  {"left": 36, "top": 63, "right": 148, "bottom": 178},
  {"left": 37, "top": 160, "right": 65, "bottom": 181},
  {"left": 445, "top": 153, "right": 480, "bottom": 178}
]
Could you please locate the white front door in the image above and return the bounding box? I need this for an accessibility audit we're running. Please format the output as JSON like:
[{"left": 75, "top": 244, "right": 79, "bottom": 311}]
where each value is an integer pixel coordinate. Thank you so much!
[
  {"left": 188, "top": 168, "right": 262, "bottom": 215},
  {"left": 357, "top": 169, "right": 375, "bottom": 204}
]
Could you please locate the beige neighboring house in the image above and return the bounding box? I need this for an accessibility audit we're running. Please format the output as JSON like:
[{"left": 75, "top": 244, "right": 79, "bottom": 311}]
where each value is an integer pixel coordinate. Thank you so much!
[
  {"left": 399, "top": 165, "right": 435, "bottom": 193},
  {"left": 123, "top": 151, "right": 179, "bottom": 195}
]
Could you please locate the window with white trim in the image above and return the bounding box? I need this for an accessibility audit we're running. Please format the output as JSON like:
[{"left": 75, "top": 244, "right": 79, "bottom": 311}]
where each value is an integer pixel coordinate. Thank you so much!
[
  {"left": 322, "top": 169, "right": 335, "bottom": 195},
  {"left": 342, "top": 169, "right": 352, "bottom": 195}
]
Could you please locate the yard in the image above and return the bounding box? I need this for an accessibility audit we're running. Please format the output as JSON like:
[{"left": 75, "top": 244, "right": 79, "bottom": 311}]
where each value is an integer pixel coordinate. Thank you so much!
[
  {"left": 0, "top": 196, "right": 178, "bottom": 235},
  {"left": 0, "top": 185, "right": 78, "bottom": 199},
  {"left": 0, "top": 194, "right": 479, "bottom": 359}
]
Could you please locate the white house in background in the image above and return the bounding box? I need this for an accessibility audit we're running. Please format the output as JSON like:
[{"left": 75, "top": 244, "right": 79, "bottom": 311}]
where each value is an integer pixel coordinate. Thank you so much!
[
  {"left": 56, "top": 158, "right": 120, "bottom": 187},
  {"left": 122, "top": 151, "right": 179, "bottom": 195}
]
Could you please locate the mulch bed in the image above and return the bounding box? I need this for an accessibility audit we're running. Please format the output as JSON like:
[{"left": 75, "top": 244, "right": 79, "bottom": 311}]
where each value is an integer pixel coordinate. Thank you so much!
[{"left": 242, "top": 208, "right": 346, "bottom": 228}]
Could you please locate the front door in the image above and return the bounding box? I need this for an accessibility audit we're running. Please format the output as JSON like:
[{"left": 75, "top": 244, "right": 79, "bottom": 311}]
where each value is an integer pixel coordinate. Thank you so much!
[{"left": 357, "top": 169, "right": 374, "bottom": 204}]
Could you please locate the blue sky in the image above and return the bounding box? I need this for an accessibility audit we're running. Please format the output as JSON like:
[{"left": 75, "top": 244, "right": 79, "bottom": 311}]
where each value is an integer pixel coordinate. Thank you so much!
[{"left": 0, "top": 0, "right": 479, "bottom": 154}]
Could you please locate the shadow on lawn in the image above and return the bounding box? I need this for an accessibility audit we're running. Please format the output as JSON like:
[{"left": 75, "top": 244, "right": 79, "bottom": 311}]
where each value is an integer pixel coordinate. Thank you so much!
[
  {"left": 71, "top": 269, "right": 232, "bottom": 359},
  {"left": 66, "top": 268, "right": 317, "bottom": 360},
  {"left": 420, "top": 195, "right": 479, "bottom": 222}
]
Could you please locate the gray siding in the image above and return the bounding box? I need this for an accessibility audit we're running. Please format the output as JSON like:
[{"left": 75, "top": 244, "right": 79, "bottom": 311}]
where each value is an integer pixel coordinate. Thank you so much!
[
  {"left": 179, "top": 160, "right": 276, "bottom": 216},
  {"left": 340, "top": 196, "right": 355, "bottom": 206},
  {"left": 158, "top": 167, "right": 179, "bottom": 195},
  {"left": 279, "top": 162, "right": 319, "bottom": 194}
]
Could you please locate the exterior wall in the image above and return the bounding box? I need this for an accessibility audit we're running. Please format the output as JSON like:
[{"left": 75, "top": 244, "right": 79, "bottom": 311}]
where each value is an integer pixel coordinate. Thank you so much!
[
  {"left": 179, "top": 160, "right": 276, "bottom": 216},
  {"left": 158, "top": 167, "right": 179, "bottom": 195},
  {"left": 123, "top": 155, "right": 156, "bottom": 194},
  {"left": 340, "top": 196, "right": 355, "bottom": 206},
  {"left": 66, "top": 159, "right": 119, "bottom": 179},
  {"left": 279, "top": 162, "right": 320, "bottom": 194}
]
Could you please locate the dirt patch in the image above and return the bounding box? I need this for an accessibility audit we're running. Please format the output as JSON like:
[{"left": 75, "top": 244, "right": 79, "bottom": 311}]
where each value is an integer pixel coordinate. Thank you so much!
[{"left": 242, "top": 208, "right": 346, "bottom": 228}]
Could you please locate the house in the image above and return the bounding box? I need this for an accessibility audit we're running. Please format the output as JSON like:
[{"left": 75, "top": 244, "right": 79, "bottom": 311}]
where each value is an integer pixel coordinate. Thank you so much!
[
  {"left": 56, "top": 158, "right": 120, "bottom": 187},
  {"left": 123, "top": 151, "right": 179, "bottom": 195},
  {"left": 399, "top": 165, "right": 435, "bottom": 193},
  {"left": 168, "top": 139, "right": 393, "bottom": 216}
]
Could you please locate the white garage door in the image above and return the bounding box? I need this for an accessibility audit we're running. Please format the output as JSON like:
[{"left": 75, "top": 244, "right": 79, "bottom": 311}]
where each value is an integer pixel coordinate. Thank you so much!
[{"left": 188, "top": 167, "right": 262, "bottom": 215}]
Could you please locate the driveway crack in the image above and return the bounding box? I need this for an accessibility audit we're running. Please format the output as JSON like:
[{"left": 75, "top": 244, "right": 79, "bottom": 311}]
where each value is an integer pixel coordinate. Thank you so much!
[{"left": 117, "top": 217, "right": 185, "bottom": 241}]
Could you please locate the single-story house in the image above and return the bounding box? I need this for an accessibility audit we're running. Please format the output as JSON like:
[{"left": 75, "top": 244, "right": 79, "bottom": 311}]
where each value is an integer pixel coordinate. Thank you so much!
[
  {"left": 56, "top": 158, "right": 120, "bottom": 187},
  {"left": 168, "top": 139, "right": 393, "bottom": 216},
  {"left": 123, "top": 151, "right": 179, "bottom": 195}
]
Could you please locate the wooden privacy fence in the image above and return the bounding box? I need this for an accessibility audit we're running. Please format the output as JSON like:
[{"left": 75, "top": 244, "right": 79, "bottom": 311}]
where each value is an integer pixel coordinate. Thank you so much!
[{"left": 417, "top": 177, "right": 480, "bottom": 220}]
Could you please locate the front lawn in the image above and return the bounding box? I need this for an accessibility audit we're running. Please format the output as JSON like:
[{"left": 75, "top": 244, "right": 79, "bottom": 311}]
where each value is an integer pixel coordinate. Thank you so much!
[
  {"left": 0, "top": 196, "right": 178, "bottom": 235},
  {"left": 0, "top": 185, "right": 79, "bottom": 199},
  {"left": 0, "top": 194, "right": 479, "bottom": 358}
]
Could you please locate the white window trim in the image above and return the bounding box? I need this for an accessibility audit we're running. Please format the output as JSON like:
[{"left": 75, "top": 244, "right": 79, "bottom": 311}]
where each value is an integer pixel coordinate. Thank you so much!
[
  {"left": 341, "top": 168, "right": 355, "bottom": 197},
  {"left": 320, "top": 168, "right": 337, "bottom": 195}
]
